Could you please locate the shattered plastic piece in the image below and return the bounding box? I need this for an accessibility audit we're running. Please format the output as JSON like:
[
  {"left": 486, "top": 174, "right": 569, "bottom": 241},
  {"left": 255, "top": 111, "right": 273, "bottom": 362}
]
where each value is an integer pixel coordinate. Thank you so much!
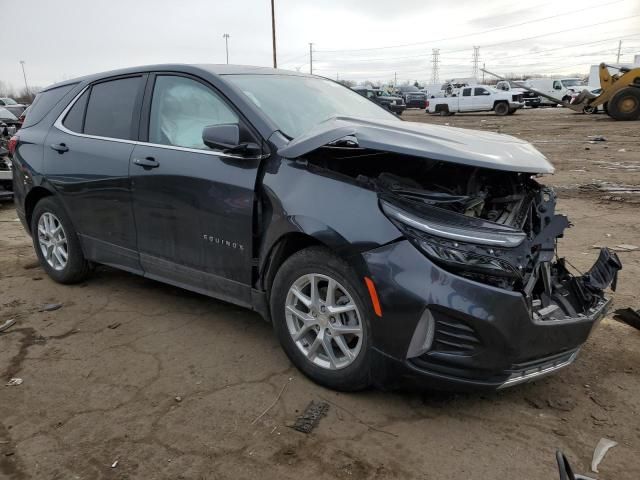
[
  {"left": 291, "top": 401, "right": 329, "bottom": 434},
  {"left": 39, "top": 303, "right": 62, "bottom": 312},
  {"left": 587, "top": 135, "right": 606, "bottom": 142},
  {"left": 0, "top": 318, "right": 16, "bottom": 333},
  {"left": 6, "top": 378, "right": 23, "bottom": 386},
  {"left": 107, "top": 322, "right": 121, "bottom": 330},
  {"left": 591, "top": 438, "right": 617, "bottom": 473},
  {"left": 615, "top": 244, "right": 639, "bottom": 252},
  {"left": 613, "top": 308, "right": 640, "bottom": 330},
  {"left": 111, "top": 460, "right": 119, "bottom": 468}
]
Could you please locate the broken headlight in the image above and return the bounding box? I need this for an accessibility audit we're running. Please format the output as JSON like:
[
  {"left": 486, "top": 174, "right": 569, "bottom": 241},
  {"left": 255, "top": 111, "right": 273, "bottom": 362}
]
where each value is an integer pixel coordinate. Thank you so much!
[{"left": 381, "top": 200, "right": 522, "bottom": 286}]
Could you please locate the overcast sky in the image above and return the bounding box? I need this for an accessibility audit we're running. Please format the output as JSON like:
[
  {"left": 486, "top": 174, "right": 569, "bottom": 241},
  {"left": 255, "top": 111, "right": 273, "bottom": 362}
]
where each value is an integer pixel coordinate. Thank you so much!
[{"left": 3, "top": 0, "right": 640, "bottom": 89}]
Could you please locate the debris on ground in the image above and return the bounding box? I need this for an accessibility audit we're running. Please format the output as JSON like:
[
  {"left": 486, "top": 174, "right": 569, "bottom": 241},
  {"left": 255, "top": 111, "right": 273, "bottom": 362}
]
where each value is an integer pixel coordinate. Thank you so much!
[
  {"left": 107, "top": 322, "right": 121, "bottom": 330},
  {"left": 174, "top": 396, "right": 182, "bottom": 402},
  {"left": 0, "top": 318, "right": 16, "bottom": 333},
  {"left": 38, "top": 303, "right": 62, "bottom": 312},
  {"left": 613, "top": 308, "right": 640, "bottom": 330},
  {"left": 591, "top": 438, "right": 617, "bottom": 473},
  {"left": 6, "top": 378, "right": 23, "bottom": 386},
  {"left": 587, "top": 135, "right": 606, "bottom": 142},
  {"left": 546, "top": 397, "right": 576, "bottom": 412},
  {"left": 251, "top": 378, "right": 291, "bottom": 425},
  {"left": 591, "top": 244, "right": 639, "bottom": 252},
  {"left": 111, "top": 460, "right": 119, "bottom": 468},
  {"left": 291, "top": 401, "right": 329, "bottom": 434},
  {"left": 580, "top": 182, "right": 640, "bottom": 195}
]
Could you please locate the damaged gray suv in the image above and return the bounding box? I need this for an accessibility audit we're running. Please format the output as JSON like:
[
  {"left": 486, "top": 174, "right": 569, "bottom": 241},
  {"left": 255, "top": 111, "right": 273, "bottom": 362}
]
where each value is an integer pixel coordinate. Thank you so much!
[{"left": 10, "top": 65, "right": 621, "bottom": 391}]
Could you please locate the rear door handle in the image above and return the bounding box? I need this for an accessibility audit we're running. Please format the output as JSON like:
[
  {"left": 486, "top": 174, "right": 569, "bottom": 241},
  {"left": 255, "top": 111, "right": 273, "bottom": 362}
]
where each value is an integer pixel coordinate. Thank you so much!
[
  {"left": 50, "top": 143, "right": 69, "bottom": 153},
  {"left": 133, "top": 157, "right": 159, "bottom": 169}
]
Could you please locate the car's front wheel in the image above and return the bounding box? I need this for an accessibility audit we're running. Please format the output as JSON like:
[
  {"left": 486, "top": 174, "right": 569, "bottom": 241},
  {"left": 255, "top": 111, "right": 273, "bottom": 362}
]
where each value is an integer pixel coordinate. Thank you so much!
[
  {"left": 270, "top": 247, "right": 373, "bottom": 391},
  {"left": 31, "top": 197, "right": 90, "bottom": 284}
]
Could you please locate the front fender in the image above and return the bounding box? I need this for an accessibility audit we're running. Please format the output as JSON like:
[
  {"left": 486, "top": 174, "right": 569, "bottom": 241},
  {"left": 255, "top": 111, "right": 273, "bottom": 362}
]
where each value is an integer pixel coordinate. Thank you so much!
[{"left": 258, "top": 157, "right": 401, "bottom": 271}]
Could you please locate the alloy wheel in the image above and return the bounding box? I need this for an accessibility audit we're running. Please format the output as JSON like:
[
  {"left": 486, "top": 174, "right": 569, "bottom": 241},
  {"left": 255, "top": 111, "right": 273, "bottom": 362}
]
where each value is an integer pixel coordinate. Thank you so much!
[
  {"left": 37, "top": 212, "right": 68, "bottom": 271},
  {"left": 285, "top": 273, "right": 363, "bottom": 370}
]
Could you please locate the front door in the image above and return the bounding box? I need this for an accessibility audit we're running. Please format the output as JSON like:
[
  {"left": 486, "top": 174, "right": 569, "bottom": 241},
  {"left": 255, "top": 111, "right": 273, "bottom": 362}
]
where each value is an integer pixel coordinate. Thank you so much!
[
  {"left": 473, "top": 87, "right": 493, "bottom": 110},
  {"left": 130, "top": 73, "right": 262, "bottom": 306},
  {"left": 44, "top": 75, "right": 147, "bottom": 273}
]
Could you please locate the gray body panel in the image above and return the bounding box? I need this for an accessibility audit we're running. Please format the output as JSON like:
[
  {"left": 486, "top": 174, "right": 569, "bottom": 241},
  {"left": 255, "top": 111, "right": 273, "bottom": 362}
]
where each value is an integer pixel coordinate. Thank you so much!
[{"left": 278, "top": 116, "right": 555, "bottom": 174}]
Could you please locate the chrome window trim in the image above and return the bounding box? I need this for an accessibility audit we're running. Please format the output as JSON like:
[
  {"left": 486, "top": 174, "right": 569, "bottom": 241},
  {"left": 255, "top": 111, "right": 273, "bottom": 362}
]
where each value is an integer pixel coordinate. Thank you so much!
[{"left": 53, "top": 85, "right": 268, "bottom": 160}]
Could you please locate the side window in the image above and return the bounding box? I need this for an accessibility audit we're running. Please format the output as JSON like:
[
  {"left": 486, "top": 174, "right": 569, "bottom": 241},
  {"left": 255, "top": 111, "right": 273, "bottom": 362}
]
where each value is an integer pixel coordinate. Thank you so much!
[
  {"left": 84, "top": 76, "right": 143, "bottom": 140},
  {"left": 22, "top": 83, "right": 77, "bottom": 128},
  {"left": 474, "top": 87, "right": 488, "bottom": 96},
  {"left": 366, "top": 91, "right": 376, "bottom": 99},
  {"left": 553, "top": 81, "right": 562, "bottom": 90},
  {"left": 148, "top": 75, "right": 239, "bottom": 150},
  {"left": 462, "top": 88, "right": 471, "bottom": 97},
  {"left": 63, "top": 89, "right": 89, "bottom": 133}
]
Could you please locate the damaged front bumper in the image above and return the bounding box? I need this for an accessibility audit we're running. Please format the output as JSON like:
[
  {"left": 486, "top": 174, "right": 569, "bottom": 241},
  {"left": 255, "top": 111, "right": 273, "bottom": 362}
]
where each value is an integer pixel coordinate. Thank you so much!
[{"left": 362, "top": 239, "right": 620, "bottom": 391}]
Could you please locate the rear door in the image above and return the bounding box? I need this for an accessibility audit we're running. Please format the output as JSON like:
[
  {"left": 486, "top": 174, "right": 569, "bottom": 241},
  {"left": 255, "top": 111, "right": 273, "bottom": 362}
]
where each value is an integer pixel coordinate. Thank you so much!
[
  {"left": 130, "top": 73, "right": 262, "bottom": 306},
  {"left": 459, "top": 88, "right": 473, "bottom": 111},
  {"left": 44, "top": 74, "right": 147, "bottom": 273}
]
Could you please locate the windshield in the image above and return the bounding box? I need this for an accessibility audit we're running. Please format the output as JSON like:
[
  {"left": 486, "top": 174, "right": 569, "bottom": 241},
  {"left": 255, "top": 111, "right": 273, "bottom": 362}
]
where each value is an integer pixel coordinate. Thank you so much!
[
  {"left": 561, "top": 79, "right": 583, "bottom": 87},
  {"left": 225, "top": 74, "right": 398, "bottom": 138},
  {"left": 1, "top": 98, "right": 18, "bottom": 105}
]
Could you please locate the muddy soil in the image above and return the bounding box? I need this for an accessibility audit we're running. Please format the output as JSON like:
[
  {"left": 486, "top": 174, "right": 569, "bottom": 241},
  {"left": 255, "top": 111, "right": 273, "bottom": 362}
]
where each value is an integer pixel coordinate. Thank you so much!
[{"left": 0, "top": 108, "right": 638, "bottom": 479}]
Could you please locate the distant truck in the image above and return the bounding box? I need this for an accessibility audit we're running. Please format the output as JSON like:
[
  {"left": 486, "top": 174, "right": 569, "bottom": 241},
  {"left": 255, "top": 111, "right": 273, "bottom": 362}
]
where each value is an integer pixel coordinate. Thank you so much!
[
  {"left": 426, "top": 85, "right": 524, "bottom": 116},
  {"left": 495, "top": 80, "right": 541, "bottom": 108},
  {"left": 352, "top": 87, "right": 406, "bottom": 115},
  {"left": 522, "top": 78, "right": 585, "bottom": 106}
]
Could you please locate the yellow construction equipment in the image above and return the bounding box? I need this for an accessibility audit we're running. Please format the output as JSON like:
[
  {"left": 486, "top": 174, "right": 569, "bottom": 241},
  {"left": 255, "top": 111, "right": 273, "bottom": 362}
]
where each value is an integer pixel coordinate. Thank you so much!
[{"left": 482, "top": 64, "right": 640, "bottom": 121}]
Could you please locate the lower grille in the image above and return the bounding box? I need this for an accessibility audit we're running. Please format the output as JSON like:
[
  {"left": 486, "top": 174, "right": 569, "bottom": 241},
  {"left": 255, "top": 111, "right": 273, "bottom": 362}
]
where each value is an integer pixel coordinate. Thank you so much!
[{"left": 432, "top": 318, "right": 481, "bottom": 355}]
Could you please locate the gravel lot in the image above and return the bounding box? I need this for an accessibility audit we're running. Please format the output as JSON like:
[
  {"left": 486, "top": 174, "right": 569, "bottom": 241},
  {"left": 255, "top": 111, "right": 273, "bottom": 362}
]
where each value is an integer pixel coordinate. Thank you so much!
[{"left": 1, "top": 108, "right": 639, "bottom": 479}]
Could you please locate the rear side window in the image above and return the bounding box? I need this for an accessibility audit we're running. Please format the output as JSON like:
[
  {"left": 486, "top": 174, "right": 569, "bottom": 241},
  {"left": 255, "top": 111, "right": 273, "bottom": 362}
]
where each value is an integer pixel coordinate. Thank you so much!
[
  {"left": 84, "top": 76, "right": 143, "bottom": 140},
  {"left": 462, "top": 88, "right": 471, "bottom": 97},
  {"left": 63, "top": 89, "right": 89, "bottom": 132},
  {"left": 21, "top": 83, "right": 77, "bottom": 128}
]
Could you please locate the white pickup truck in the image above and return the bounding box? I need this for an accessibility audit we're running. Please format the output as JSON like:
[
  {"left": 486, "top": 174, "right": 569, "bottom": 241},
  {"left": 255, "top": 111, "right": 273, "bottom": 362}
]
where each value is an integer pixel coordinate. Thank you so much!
[{"left": 427, "top": 85, "right": 524, "bottom": 116}]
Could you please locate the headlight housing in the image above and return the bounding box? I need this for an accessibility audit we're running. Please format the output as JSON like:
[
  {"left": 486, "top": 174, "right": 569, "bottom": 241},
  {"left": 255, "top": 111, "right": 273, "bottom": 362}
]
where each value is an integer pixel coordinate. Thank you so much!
[{"left": 381, "top": 200, "right": 524, "bottom": 288}]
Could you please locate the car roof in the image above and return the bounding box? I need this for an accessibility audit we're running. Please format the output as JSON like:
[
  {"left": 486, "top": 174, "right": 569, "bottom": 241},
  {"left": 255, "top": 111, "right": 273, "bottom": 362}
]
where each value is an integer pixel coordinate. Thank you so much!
[{"left": 42, "top": 64, "right": 316, "bottom": 92}]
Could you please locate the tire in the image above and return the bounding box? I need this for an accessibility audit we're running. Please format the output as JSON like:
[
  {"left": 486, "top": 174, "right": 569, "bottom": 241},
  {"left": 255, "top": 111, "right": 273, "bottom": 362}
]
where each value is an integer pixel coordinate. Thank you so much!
[
  {"left": 507, "top": 108, "right": 517, "bottom": 115},
  {"left": 583, "top": 105, "right": 597, "bottom": 114},
  {"left": 494, "top": 102, "right": 509, "bottom": 116},
  {"left": 270, "top": 247, "right": 373, "bottom": 391},
  {"left": 31, "top": 196, "right": 90, "bottom": 284},
  {"left": 607, "top": 87, "right": 640, "bottom": 121}
]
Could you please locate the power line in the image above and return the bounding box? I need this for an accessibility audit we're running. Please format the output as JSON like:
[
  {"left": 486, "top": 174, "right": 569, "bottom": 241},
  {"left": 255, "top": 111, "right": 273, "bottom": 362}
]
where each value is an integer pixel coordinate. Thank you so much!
[{"left": 315, "top": 0, "right": 627, "bottom": 53}]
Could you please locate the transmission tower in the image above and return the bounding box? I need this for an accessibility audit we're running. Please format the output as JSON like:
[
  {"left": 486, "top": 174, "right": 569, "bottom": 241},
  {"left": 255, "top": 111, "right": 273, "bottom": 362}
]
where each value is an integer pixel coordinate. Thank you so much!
[
  {"left": 472, "top": 46, "right": 480, "bottom": 79},
  {"left": 431, "top": 49, "right": 440, "bottom": 84}
]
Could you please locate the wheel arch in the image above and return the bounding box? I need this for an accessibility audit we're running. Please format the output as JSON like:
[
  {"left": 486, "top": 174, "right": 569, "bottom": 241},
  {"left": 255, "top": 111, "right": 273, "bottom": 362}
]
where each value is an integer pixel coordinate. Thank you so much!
[{"left": 24, "top": 186, "right": 56, "bottom": 234}]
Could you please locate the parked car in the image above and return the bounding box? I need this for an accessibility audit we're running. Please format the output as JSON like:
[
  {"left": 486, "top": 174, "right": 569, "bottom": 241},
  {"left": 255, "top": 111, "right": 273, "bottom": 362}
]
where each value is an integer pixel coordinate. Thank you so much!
[
  {"left": 524, "top": 78, "right": 586, "bottom": 106},
  {"left": 427, "top": 85, "right": 524, "bottom": 115},
  {"left": 495, "top": 80, "right": 541, "bottom": 108},
  {"left": 10, "top": 65, "right": 621, "bottom": 392},
  {"left": 0, "top": 107, "right": 20, "bottom": 126},
  {"left": 403, "top": 91, "right": 428, "bottom": 109},
  {"left": 352, "top": 87, "right": 406, "bottom": 115},
  {"left": 0, "top": 97, "right": 28, "bottom": 117}
]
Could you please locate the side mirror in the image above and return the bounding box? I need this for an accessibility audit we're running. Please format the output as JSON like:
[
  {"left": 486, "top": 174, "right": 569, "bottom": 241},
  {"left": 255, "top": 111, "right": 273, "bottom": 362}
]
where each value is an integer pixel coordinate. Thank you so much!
[{"left": 202, "top": 124, "right": 240, "bottom": 150}]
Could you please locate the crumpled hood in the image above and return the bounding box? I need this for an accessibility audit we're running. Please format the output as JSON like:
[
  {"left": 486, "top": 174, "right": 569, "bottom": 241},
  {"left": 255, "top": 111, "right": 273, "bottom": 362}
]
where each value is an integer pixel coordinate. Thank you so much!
[{"left": 278, "top": 116, "right": 554, "bottom": 174}]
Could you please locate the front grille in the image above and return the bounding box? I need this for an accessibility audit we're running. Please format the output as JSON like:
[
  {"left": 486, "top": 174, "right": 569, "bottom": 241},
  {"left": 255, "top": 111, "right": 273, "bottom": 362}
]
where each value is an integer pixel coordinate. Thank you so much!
[
  {"left": 512, "top": 94, "right": 523, "bottom": 102},
  {"left": 432, "top": 318, "right": 481, "bottom": 354}
]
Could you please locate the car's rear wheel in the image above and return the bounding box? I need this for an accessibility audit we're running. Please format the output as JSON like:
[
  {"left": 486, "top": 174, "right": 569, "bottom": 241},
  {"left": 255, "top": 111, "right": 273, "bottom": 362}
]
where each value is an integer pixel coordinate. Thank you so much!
[
  {"left": 31, "top": 197, "right": 90, "bottom": 284},
  {"left": 270, "top": 247, "right": 372, "bottom": 391}
]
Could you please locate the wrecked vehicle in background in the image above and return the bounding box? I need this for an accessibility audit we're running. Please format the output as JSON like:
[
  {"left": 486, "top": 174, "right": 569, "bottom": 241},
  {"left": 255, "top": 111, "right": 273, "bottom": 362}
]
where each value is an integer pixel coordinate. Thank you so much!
[{"left": 10, "top": 65, "right": 621, "bottom": 392}]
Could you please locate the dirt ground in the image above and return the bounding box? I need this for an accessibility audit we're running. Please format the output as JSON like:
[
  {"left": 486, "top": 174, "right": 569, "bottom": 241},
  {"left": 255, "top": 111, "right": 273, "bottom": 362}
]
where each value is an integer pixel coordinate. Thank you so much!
[{"left": 1, "top": 108, "right": 639, "bottom": 480}]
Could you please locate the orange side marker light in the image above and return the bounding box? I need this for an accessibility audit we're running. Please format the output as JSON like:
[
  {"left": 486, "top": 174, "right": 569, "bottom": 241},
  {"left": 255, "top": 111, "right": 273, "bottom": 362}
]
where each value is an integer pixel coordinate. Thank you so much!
[{"left": 364, "top": 277, "right": 383, "bottom": 317}]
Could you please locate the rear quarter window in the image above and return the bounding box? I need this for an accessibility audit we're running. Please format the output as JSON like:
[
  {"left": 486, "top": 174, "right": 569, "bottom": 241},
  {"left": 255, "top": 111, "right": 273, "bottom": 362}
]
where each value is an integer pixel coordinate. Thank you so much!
[
  {"left": 83, "top": 76, "right": 143, "bottom": 140},
  {"left": 21, "top": 83, "right": 78, "bottom": 128}
]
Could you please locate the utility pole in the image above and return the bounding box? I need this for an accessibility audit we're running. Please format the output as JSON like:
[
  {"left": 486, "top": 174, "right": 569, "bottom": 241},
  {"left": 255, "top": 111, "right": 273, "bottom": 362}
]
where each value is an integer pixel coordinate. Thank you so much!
[
  {"left": 394, "top": 72, "right": 397, "bottom": 87},
  {"left": 482, "top": 62, "right": 485, "bottom": 84},
  {"left": 222, "top": 34, "right": 230, "bottom": 64},
  {"left": 309, "top": 43, "right": 313, "bottom": 74},
  {"left": 472, "top": 46, "right": 480, "bottom": 79},
  {"left": 431, "top": 49, "right": 440, "bottom": 84},
  {"left": 616, "top": 40, "right": 622, "bottom": 63},
  {"left": 271, "top": 0, "right": 277, "bottom": 68},
  {"left": 19, "top": 60, "right": 29, "bottom": 95}
]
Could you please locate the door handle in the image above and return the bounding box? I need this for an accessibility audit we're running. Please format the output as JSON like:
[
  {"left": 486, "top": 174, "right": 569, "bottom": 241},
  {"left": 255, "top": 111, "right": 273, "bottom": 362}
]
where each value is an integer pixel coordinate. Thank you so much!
[
  {"left": 50, "top": 143, "right": 69, "bottom": 153},
  {"left": 133, "top": 157, "right": 159, "bottom": 169}
]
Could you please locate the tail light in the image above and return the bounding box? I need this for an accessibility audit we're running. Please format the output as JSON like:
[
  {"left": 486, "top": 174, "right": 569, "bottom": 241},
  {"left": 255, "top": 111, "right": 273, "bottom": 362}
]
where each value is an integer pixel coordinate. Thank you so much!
[{"left": 8, "top": 135, "right": 18, "bottom": 156}]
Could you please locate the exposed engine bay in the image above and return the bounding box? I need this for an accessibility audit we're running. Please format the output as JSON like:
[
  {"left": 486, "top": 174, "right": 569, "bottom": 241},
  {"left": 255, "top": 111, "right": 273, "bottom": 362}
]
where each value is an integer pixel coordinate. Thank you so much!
[{"left": 304, "top": 146, "right": 622, "bottom": 320}]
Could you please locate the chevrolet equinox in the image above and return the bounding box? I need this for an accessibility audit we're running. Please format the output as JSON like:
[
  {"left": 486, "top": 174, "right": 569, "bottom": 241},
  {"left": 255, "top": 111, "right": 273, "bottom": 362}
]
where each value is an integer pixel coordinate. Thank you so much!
[{"left": 10, "top": 65, "right": 622, "bottom": 391}]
